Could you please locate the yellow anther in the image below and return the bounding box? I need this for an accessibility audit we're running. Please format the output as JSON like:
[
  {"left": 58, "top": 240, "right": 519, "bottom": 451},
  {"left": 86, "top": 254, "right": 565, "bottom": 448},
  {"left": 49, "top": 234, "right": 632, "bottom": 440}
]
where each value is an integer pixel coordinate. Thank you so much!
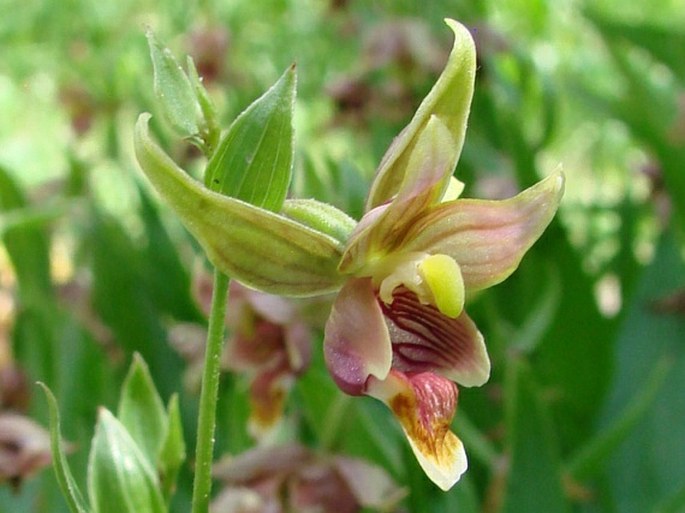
[{"left": 419, "top": 254, "right": 464, "bottom": 318}]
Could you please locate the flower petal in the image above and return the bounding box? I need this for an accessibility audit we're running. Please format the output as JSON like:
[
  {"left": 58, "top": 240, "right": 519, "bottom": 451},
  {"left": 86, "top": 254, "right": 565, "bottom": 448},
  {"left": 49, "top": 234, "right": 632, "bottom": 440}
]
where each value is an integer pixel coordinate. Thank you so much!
[
  {"left": 367, "top": 371, "right": 467, "bottom": 491},
  {"left": 367, "top": 19, "right": 476, "bottom": 210},
  {"left": 382, "top": 289, "right": 490, "bottom": 387},
  {"left": 340, "top": 116, "right": 455, "bottom": 273},
  {"left": 404, "top": 171, "right": 565, "bottom": 291},
  {"left": 283, "top": 321, "right": 312, "bottom": 374},
  {"left": 323, "top": 278, "right": 392, "bottom": 395},
  {"left": 212, "top": 444, "right": 311, "bottom": 483},
  {"left": 333, "top": 457, "right": 406, "bottom": 509},
  {"left": 247, "top": 358, "right": 291, "bottom": 439},
  {"left": 134, "top": 114, "right": 344, "bottom": 296}
]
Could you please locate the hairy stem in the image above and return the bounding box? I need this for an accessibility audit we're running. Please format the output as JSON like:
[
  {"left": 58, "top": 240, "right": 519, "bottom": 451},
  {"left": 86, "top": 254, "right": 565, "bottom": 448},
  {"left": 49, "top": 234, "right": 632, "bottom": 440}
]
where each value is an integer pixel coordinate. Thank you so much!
[{"left": 191, "top": 269, "right": 230, "bottom": 513}]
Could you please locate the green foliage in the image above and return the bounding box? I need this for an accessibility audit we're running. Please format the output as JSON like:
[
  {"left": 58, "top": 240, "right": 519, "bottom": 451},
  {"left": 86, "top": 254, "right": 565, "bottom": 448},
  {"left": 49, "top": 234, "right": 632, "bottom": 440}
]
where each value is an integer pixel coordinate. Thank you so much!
[
  {"left": 87, "top": 409, "right": 166, "bottom": 513},
  {"left": 41, "top": 356, "right": 184, "bottom": 513},
  {"left": 117, "top": 354, "right": 169, "bottom": 467},
  {"left": 1, "top": 1, "right": 684, "bottom": 512},
  {"left": 204, "top": 65, "right": 296, "bottom": 211},
  {"left": 40, "top": 385, "right": 90, "bottom": 513}
]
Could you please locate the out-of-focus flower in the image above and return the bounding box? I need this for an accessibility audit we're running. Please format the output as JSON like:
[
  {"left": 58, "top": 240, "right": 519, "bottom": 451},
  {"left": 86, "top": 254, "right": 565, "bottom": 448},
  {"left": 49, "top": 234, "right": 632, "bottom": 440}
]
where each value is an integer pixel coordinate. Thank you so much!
[
  {"left": 187, "top": 25, "right": 231, "bottom": 86},
  {"left": 223, "top": 281, "right": 312, "bottom": 438},
  {"left": 0, "top": 413, "right": 54, "bottom": 488},
  {"left": 651, "top": 287, "right": 685, "bottom": 316},
  {"left": 0, "top": 365, "right": 29, "bottom": 413},
  {"left": 211, "top": 444, "right": 405, "bottom": 513},
  {"left": 327, "top": 18, "right": 446, "bottom": 126},
  {"left": 58, "top": 84, "right": 96, "bottom": 137},
  {"left": 171, "top": 274, "right": 313, "bottom": 439},
  {"left": 323, "top": 21, "right": 564, "bottom": 490}
]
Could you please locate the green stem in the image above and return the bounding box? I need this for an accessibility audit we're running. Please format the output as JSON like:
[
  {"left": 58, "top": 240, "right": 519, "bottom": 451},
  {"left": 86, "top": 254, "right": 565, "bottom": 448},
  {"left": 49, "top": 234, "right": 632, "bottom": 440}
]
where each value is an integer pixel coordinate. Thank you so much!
[{"left": 191, "top": 269, "right": 230, "bottom": 513}]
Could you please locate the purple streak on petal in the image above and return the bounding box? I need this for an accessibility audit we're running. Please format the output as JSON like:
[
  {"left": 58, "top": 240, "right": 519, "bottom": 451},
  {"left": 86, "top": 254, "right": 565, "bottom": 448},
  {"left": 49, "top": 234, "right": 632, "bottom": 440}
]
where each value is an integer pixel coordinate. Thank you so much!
[
  {"left": 381, "top": 289, "right": 490, "bottom": 387},
  {"left": 366, "top": 370, "right": 467, "bottom": 490}
]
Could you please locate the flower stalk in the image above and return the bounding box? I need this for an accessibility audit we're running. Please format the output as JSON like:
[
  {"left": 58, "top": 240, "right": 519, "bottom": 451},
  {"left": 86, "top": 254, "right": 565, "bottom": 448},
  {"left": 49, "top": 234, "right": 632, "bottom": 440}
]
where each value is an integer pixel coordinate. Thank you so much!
[{"left": 191, "top": 269, "right": 230, "bottom": 513}]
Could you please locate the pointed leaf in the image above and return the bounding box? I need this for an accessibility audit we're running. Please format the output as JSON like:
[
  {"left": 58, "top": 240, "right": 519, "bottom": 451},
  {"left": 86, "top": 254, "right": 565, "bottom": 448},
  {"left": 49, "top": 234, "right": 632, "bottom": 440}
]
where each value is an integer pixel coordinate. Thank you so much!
[
  {"left": 367, "top": 19, "right": 476, "bottom": 209},
  {"left": 117, "top": 354, "right": 167, "bottom": 467},
  {"left": 158, "top": 394, "right": 185, "bottom": 503},
  {"left": 135, "top": 114, "right": 344, "bottom": 296},
  {"left": 204, "top": 65, "right": 296, "bottom": 211},
  {"left": 88, "top": 409, "right": 165, "bottom": 513},
  {"left": 39, "top": 384, "right": 91, "bottom": 513},
  {"left": 147, "top": 31, "right": 203, "bottom": 140}
]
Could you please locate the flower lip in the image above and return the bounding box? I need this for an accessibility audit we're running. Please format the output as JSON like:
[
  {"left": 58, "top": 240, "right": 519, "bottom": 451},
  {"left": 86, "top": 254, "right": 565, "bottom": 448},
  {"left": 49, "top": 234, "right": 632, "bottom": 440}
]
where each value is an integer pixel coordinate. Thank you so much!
[{"left": 367, "top": 371, "right": 468, "bottom": 491}]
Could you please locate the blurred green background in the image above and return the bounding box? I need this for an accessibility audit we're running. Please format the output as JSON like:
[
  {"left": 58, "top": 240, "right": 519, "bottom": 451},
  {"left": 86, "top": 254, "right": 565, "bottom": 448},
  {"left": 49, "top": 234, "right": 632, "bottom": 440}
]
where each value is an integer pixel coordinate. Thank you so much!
[{"left": 1, "top": 0, "right": 684, "bottom": 512}]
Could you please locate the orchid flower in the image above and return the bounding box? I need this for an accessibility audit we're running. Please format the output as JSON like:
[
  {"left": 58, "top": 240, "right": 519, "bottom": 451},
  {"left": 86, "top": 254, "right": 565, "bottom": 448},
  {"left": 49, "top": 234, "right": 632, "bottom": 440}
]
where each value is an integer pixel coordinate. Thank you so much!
[
  {"left": 170, "top": 276, "right": 312, "bottom": 440},
  {"left": 134, "top": 19, "right": 563, "bottom": 492},
  {"left": 211, "top": 444, "right": 405, "bottom": 513},
  {"left": 323, "top": 21, "right": 565, "bottom": 490},
  {"left": 222, "top": 281, "right": 312, "bottom": 439}
]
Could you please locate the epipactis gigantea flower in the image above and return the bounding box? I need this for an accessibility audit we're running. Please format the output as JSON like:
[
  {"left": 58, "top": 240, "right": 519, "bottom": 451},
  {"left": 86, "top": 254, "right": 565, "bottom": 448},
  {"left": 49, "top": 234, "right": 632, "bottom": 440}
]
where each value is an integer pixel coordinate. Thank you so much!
[
  {"left": 134, "top": 19, "right": 564, "bottom": 491},
  {"left": 323, "top": 20, "right": 564, "bottom": 490}
]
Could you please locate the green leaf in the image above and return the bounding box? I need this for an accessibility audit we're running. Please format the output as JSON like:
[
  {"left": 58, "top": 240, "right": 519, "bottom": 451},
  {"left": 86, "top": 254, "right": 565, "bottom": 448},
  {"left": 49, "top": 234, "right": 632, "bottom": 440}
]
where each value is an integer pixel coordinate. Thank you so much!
[
  {"left": 593, "top": 231, "right": 685, "bottom": 513},
  {"left": 117, "top": 354, "right": 168, "bottom": 467},
  {"left": 0, "top": 166, "right": 52, "bottom": 304},
  {"left": 39, "top": 383, "right": 91, "bottom": 513},
  {"left": 158, "top": 394, "right": 185, "bottom": 504},
  {"left": 501, "top": 362, "right": 569, "bottom": 513},
  {"left": 87, "top": 208, "right": 182, "bottom": 399},
  {"left": 88, "top": 409, "right": 165, "bottom": 513},
  {"left": 135, "top": 114, "right": 344, "bottom": 296},
  {"left": 565, "top": 354, "right": 671, "bottom": 480},
  {"left": 204, "top": 65, "right": 296, "bottom": 212},
  {"left": 147, "top": 30, "right": 203, "bottom": 141}
]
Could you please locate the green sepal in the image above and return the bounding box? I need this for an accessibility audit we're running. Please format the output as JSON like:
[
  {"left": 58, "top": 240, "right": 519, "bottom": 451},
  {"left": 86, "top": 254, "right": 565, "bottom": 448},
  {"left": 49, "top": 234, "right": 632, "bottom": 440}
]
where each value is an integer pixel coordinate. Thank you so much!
[
  {"left": 39, "top": 384, "right": 91, "bottom": 513},
  {"left": 367, "top": 19, "right": 476, "bottom": 210},
  {"left": 117, "top": 354, "right": 167, "bottom": 467},
  {"left": 88, "top": 409, "right": 166, "bottom": 513},
  {"left": 186, "top": 56, "right": 220, "bottom": 154},
  {"left": 146, "top": 31, "right": 205, "bottom": 148},
  {"left": 282, "top": 198, "right": 356, "bottom": 245},
  {"left": 135, "top": 114, "right": 344, "bottom": 296},
  {"left": 158, "top": 394, "right": 185, "bottom": 504},
  {"left": 204, "top": 65, "right": 296, "bottom": 211}
]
